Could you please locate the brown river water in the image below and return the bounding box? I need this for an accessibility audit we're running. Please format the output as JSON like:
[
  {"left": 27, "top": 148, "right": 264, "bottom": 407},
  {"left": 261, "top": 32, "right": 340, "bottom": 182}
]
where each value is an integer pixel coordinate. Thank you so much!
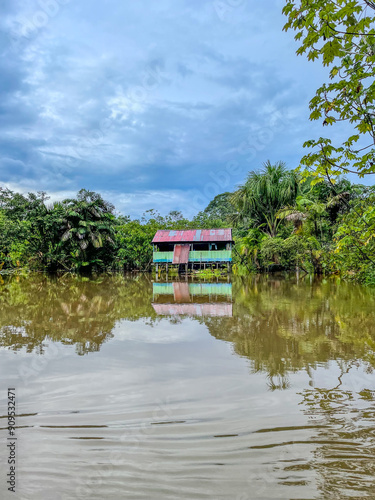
[{"left": 0, "top": 273, "right": 375, "bottom": 499}]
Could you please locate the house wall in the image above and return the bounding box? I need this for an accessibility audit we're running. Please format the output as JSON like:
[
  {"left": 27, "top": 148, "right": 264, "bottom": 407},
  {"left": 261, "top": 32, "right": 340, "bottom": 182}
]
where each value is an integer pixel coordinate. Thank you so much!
[
  {"left": 153, "top": 249, "right": 232, "bottom": 263},
  {"left": 153, "top": 242, "right": 231, "bottom": 252}
]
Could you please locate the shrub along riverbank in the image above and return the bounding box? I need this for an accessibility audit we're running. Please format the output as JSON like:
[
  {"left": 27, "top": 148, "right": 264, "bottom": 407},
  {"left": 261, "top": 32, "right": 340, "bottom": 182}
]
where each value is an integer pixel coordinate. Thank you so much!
[{"left": 1, "top": 161, "right": 374, "bottom": 283}]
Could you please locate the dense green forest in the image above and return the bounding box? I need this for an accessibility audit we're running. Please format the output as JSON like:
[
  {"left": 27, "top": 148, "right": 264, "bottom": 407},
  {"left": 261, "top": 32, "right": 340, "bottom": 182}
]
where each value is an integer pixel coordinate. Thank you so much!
[
  {"left": 0, "top": 161, "right": 374, "bottom": 282},
  {"left": 1, "top": 0, "right": 375, "bottom": 282}
]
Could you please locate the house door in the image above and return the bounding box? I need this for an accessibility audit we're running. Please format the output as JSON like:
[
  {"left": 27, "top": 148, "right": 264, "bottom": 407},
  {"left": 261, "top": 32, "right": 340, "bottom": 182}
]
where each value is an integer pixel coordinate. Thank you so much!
[{"left": 172, "top": 244, "right": 190, "bottom": 264}]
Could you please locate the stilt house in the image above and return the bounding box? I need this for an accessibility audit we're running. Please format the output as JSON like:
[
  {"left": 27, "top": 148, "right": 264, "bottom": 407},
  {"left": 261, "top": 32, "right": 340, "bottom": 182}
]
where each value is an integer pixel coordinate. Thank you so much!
[{"left": 152, "top": 229, "right": 233, "bottom": 271}]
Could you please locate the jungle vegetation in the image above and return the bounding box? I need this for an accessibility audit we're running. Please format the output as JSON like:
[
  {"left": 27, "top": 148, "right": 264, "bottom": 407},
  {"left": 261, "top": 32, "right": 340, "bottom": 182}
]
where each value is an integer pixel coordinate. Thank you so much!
[
  {"left": 1, "top": 0, "right": 375, "bottom": 282},
  {"left": 0, "top": 160, "right": 374, "bottom": 283}
]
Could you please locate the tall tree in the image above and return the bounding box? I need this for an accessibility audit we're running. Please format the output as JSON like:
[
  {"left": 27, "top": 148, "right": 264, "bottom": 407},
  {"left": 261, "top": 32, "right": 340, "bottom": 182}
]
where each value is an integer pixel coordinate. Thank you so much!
[
  {"left": 231, "top": 161, "right": 299, "bottom": 237},
  {"left": 203, "top": 192, "right": 234, "bottom": 222},
  {"left": 59, "top": 189, "right": 116, "bottom": 270}
]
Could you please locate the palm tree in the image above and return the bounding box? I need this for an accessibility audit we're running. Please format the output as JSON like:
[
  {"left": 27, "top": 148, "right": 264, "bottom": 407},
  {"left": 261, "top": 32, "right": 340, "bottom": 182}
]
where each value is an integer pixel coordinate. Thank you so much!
[
  {"left": 59, "top": 189, "right": 116, "bottom": 270},
  {"left": 231, "top": 161, "right": 299, "bottom": 237},
  {"left": 278, "top": 185, "right": 352, "bottom": 241},
  {"left": 276, "top": 186, "right": 353, "bottom": 274},
  {"left": 277, "top": 195, "right": 327, "bottom": 236}
]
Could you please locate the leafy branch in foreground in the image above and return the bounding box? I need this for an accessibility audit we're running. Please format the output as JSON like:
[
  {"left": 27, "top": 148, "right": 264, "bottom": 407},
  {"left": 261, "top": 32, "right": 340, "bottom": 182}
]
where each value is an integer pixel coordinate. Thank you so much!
[{"left": 283, "top": 0, "right": 375, "bottom": 180}]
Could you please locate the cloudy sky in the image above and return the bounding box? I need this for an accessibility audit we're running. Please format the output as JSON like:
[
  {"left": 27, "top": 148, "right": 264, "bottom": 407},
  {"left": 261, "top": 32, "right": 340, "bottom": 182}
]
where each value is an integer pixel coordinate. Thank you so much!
[{"left": 1, "top": 0, "right": 334, "bottom": 217}]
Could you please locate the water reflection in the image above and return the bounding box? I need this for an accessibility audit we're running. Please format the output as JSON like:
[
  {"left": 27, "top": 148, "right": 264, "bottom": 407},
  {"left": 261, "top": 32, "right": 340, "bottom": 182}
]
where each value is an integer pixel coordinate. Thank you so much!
[
  {"left": 298, "top": 387, "right": 375, "bottom": 498},
  {"left": 1, "top": 273, "right": 375, "bottom": 498},
  {"left": 152, "top": 282, "right": 233, "bottom": 317},
  {"left": 1, "top": 274, "right": 375, "bottom": 373},
  {"left": 210, "top": 276, "right": 375, "bottom": 390},
  {"left": 0, "top": 274, "right": 156, "bottom": 355}
]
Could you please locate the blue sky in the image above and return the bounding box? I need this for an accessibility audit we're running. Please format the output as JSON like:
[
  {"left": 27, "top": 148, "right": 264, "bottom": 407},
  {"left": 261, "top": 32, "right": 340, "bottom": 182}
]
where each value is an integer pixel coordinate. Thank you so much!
[{"left": 0, "top": 0, "right": 338, "bottom": 217}]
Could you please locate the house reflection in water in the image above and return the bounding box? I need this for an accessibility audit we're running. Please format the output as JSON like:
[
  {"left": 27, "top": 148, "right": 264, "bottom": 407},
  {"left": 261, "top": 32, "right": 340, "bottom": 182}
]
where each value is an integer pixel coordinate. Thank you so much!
[{"left": 152, "top": 282, "right": 233, "bottom": 317}]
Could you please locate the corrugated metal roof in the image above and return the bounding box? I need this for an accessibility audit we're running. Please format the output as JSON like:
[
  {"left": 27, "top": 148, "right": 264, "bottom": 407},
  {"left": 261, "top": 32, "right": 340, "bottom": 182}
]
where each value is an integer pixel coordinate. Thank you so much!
[{"left": 152, "top": 229, "right": 232, "bottom": 243}]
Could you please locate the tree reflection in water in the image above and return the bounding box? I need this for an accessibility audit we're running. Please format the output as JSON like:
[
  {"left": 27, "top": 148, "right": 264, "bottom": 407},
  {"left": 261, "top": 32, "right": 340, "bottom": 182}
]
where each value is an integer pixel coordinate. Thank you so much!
[
  {"left": 1, "top": 273, "right": 375, "bottom": 497},
  {"left": 208, "top": 275, "right": 375, "bottom": 390},
  {"left": 1, "top": 273, "right": 375, "bottom": 370},
  {"left": 0, "top": 273, "right": 156, "bottom": 355},
  {"left": 298, "top": 387, "right": 375, "bottom": 498}
]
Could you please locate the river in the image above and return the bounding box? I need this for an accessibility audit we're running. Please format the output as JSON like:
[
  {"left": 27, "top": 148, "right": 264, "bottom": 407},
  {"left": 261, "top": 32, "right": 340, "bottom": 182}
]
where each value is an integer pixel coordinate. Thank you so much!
[{"left": 0, "top": 273, "right": 375, "bottom": 499}]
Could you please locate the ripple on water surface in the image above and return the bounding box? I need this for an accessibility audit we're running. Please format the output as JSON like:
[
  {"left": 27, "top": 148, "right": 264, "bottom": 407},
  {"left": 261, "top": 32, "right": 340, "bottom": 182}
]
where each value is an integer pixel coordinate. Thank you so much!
[{"left": 0, "top": 274, "right": 374, "bottom": 499}]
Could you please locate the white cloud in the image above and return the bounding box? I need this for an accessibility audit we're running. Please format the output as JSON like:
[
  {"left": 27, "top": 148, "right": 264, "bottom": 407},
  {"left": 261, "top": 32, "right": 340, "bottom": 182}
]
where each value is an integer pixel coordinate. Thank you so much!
[{"left": 0, "top": 0, "right": 368, "bottom": 217}]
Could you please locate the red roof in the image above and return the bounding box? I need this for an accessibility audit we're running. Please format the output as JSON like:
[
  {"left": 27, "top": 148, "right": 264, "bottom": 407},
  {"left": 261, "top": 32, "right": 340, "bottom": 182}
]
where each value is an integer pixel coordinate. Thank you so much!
[{"left": 152, "top": 229, "right": 232, "bottom": 243}]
